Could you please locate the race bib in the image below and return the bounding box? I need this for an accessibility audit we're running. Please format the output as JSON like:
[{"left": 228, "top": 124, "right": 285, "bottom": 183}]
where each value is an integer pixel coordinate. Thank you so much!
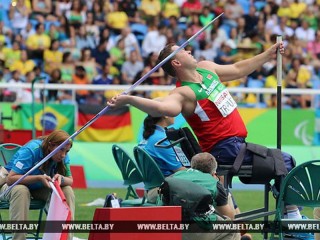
[{"left": 209, "top": 88, "right": 237, "bottom": 117}]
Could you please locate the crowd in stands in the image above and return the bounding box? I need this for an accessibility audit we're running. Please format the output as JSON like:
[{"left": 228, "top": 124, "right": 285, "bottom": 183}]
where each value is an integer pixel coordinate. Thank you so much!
[{"left": 0, "top": 0, "right": 320, "bottom": 108}]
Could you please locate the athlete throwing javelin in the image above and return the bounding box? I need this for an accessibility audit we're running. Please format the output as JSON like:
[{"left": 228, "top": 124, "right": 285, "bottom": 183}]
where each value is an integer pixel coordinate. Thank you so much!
[{"left": 108, "top": 42, "right": 304, "bottom": 222}]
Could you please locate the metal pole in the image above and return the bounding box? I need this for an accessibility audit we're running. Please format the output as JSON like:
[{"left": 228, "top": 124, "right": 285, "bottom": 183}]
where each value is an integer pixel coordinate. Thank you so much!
[
  {"left": 0, "top": 13, "right": 224, "bottom": 198},
  {"left": 31, "top": 77, "right": 45, "bottom": 139},
  {"left": 276, "top": 36, "right": 283, "bottom": 150}
]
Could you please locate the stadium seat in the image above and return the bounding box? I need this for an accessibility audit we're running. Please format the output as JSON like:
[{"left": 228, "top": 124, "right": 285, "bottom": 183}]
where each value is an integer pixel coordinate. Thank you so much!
[
  {"left": 133, "top": 146, "right": 165, "bottom": 198},
  {"left": 111, "top": 144, "right": 143, "bottom": 200},
  {"left": 254, "top": 1, "right": 266, "bottom": 11},
  {"left": 0, "top": 8, "right": 11, "bottom": 28},
  {"left": 130, "top": 23, "right": 148, "bottom": 46},
  {"left": 0, "top": 143, "right": 46, "bottom": 240},
  {"left": 271, "top": 160, "right": 320, "bottom": 240},
  {"left": 0, "top": 0, "right": 12, "bottom": 11},
  {"left": 44, "top": 20, "right": 61, "bottom": 32},
  {"left": 247, "top": 77, "right": 265, "bottom": 88}
]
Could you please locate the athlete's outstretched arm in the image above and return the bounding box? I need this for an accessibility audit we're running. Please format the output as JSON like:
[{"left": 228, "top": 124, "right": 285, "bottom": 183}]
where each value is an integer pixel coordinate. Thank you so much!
[
  {"left": 107, "top": 93, "right": 184, "bottom": 117},
  {"left": 198, "top": 42, "right": 284, "bottom": 82}
]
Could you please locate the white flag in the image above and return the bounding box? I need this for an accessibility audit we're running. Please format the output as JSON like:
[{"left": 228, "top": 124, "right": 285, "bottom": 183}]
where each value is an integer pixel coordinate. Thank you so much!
[{"left": 43, "top": 181, "right": 71, "bottom": 240}]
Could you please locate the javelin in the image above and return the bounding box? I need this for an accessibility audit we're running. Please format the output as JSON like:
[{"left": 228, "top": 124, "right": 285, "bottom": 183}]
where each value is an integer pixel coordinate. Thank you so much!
[{"left": 0, "top": 12, "right": 224, "bottom": 198}]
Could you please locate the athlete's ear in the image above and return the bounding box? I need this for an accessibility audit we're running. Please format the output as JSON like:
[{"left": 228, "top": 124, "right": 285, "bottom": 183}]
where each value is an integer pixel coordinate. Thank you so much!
[{"left": 171, "top": 59, "right": 180, "bottom": 67}]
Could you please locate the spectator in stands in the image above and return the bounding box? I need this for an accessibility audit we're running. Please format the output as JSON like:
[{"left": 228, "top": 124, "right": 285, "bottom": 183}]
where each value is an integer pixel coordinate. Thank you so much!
[
  {"left": 289, "top": 0, "right": 307, "bottom": 20},
  {"left": 104, "top": 75, "right": 123, "bottom": 101},
  {"left": 283, "top": 69, "right": 302, "bottom": 108},
  {"left": 142, "top": 23, "right": 167, "bottom": 58},
  {"left": 106, "top": 2, "right": 128, "bottom": 35},
  {"left": 46, "top": 23, "right": 59, "bottom": 41},
  {"left": 10, "top": 49, "right": 35, "bottom": 75},
  {"left": 16, "top": 70, "right": 41, "bottom": 103},
  {"left": 261, "top": 3, "right": 278, "bottom": 36},
  {"left": 26, "top": 23, "right": 51, "bottom": 60},
  {"left": 272, "top": 17, "right": 294, "bottom": 41},
  {"left": 194, "top": 39, "right": 216, "bottom": 61},
  {"left": 224, "top": 0, "right": 243, "bottom": 28},
  {"left": 75, "top": 25, "right": 96, "bottom": 50},
  {"left": 84, "top": 11, "right": 99, "bottom": 45},
  {"left": 33, "top": 65, "right": 49, "bottom": 84},
  {"left": 162, "top": 0, "right": 180, "bottom": 19},
  {"left": 65, "top": 0, "right": 86, "bottom": 30},
  {"left": 199, "top": 5, "right": 215, "bottom": 41},
  {"left": 188, "top": 13, "right": 206, "bottom": 42},
  {"left": 3, "top": 40, "right": 21, "bottom": 70},
  {"left": 230, "top": 17, "right": 247, "bottom": 45},
  {"left": 31, "top": 0, "right": 55, "bottom": 23},
  {"left": 176, "top": 28, "right": 195, "bottom": 51},
  {"left": 0, "top": 21, "right": 12, "bottom": 42},
  {"left": 56, "top": 15, "right": 76, "bottom": 49},
  {"left": 302, "top": 5, "right": 318, "bottom": 31},
  {"left": 48, "top": 68, "right": 62, "bottom": 102},
  {"left": 20, "top": 22, "right": 36, "bottom": 41},
  {"left": 142, "top": 52, "right": 165, "bottom": 85},
  {"left": 55, "top": 0, "right": 72, "bottom": 17},
  {"left": 181, "top": 0, "right": 202, "bottom": 15},
  {"left": 287, "top": 36, "right": 304, "bottom": 59},
  {"left": 9, "top": 0, "right": 30, "bottom": 35},
  {"left": 119, "top": 0, "right": 138, "bottom": 24},
  {"left": 116, "top": 26, "right": 141, "bottom": 60},
  {"left": 307, "top": 30, "right": 320, "bottom": 63},
  {"left": 91, "top": 38, "right": 111, "bottom": 70},
  {"left": 167, "top": 16, "right": 183, "bottom": 42},
  {"left": 295, "top": 20, "right": 315, "bottom": 47},
  {"left": 277, "top": 0, "right": 291, "bottom": 19},
  {"left": 4, "top": 70, "right": 24, "bottom": 102},
  {"left": 92, "top": 63, "right": 113, "bottom": 85},
  {"left": 43, "top": 39, "right": 63, "bottom": 74},
  {"left": 92, "top": 63, "right": 114, "bottom": 104},
  {"left": 121, "top": 50, "right": 144, "bottom": 85},
  {"left": 76, "top": 47, "right": 97, "bottom": 82},
  {"left": 140, "top": 0, "right": 162, "bottom": 21},
  {"left": 60, "top": 51, "right": 74, "bottom": 83},
  {"left": 0, "top": 130, "right": 75, "bottom": 240},
  {"left": 72, "top": 65, "right": 90, "bottom": 104},
  {"left": 91, "top": 0, "right": 105, "bottom": 28},
  {"left": 109, "top": 37, "right": 126, "bottom": 71},
  {"left": 289, "top": 57, "right": 312, "bottom": 88},
  {"left": 139, "top": 114, "right": 186, "bottom": 203},
  {"left": 99, "top": 27, "right": 115, "bottom": 51},
  {"left": 243, "top": 5, "right": 259, "bottom": 36},
  {"left": 214, "top": 39, "right": 237, "bottom": 65}
]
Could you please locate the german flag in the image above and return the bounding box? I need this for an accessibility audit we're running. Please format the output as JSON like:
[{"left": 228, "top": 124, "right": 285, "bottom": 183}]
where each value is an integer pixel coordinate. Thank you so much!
[{"left": 77, "top": 105, "right": 133, "bottom": 142}]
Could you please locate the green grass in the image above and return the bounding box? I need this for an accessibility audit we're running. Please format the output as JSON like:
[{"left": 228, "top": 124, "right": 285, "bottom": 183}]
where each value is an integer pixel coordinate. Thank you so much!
[{"left": 1, "top": 188, "right": 315, "bottom": 239}]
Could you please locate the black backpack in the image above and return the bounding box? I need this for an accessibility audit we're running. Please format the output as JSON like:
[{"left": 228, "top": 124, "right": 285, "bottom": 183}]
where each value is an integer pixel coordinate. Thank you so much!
[{"left": 159, "top": 177, "right": 213, "bottom": 220}]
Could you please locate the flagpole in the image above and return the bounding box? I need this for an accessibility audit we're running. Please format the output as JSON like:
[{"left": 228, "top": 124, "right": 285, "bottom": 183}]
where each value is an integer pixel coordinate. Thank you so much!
[
  {"left": 0, "top": 13, "right": 224, "bottom": 198},
  {"left": 276, "top": 36, "right": 282, "bottom": 150},
  {"left": 31, "top": 77, "right": 45, "bottom": 139}
]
